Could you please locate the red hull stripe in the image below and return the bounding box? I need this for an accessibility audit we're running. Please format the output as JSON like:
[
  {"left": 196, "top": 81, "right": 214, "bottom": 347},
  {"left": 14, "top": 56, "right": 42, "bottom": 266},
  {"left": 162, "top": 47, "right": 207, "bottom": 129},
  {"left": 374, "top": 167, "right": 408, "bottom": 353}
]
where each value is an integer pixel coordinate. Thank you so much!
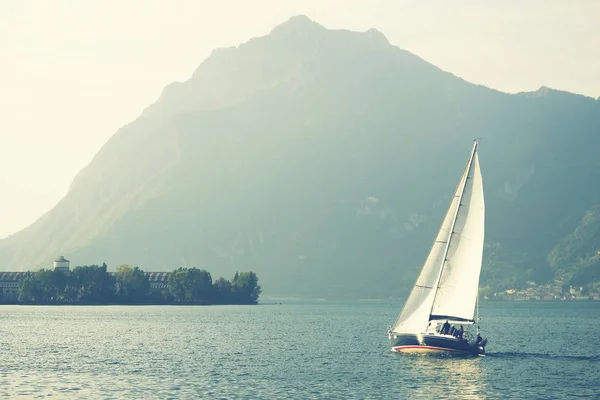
[{"left": 393, "top": 345, "right": 464, "bottom": 352}]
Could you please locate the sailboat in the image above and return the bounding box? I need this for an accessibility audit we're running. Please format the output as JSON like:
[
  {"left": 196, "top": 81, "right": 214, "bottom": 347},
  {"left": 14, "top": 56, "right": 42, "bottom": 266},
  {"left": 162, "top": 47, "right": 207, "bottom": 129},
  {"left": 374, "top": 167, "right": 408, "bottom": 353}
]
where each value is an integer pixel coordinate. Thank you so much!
[{"left": 389, "top": 140, "right": 488, "bottom": 356}]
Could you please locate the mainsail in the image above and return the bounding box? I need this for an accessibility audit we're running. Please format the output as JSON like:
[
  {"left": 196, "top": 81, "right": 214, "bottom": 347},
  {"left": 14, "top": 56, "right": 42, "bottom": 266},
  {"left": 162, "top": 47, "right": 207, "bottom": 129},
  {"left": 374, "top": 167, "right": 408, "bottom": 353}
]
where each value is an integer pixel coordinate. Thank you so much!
[{"left": 392, "top": 141, "right": 485, "bottom": 334}]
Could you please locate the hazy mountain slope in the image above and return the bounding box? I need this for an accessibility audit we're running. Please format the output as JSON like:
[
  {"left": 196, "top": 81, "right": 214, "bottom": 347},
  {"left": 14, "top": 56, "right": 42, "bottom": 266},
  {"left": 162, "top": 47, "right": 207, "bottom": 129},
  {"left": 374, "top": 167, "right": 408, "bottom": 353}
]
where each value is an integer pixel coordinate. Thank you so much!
[
  {"left": 547, "top": 204, "right": 600, "bottom": 287},
  {"left": 1, "top": 16, "right": 599, "bottom": 298}
]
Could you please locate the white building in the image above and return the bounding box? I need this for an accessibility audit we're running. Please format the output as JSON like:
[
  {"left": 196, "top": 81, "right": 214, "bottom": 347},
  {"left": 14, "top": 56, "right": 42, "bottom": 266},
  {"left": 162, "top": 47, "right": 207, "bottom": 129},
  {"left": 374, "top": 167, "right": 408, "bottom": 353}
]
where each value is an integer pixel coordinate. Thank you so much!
[{"left": 53, "top": 256, "right": 70, "bottom": 272}]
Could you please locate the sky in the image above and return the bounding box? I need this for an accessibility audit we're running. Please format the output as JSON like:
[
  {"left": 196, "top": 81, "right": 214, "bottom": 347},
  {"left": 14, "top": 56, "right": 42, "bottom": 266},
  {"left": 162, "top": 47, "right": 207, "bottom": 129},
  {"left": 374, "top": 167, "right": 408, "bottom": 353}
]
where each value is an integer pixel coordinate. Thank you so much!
[{"left": 1, "top": 0, "right": 599, "bottom": 239}]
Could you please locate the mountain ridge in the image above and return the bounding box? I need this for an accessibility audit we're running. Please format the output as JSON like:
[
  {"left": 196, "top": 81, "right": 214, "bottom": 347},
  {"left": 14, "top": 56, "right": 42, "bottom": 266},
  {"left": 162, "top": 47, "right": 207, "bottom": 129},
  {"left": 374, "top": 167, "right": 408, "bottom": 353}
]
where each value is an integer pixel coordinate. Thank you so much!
[{"left": 2, "top": 16, "right": 599, "bottom": 298}]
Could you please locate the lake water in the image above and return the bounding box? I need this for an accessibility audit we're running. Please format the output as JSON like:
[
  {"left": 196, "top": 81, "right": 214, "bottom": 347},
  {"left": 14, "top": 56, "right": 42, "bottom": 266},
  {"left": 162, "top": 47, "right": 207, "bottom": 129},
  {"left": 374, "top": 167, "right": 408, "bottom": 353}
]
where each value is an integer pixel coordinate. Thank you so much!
[{"left": 0, "top": 301, "right": 598, "bottom": 399}]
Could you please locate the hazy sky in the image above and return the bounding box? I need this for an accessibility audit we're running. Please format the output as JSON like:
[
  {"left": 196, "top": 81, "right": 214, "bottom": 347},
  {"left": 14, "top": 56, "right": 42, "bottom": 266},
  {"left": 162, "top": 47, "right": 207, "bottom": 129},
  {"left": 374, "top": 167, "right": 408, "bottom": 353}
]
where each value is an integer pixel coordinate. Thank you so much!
[{"left": 1, "top": 0, "right": 599, "bottom": 239}]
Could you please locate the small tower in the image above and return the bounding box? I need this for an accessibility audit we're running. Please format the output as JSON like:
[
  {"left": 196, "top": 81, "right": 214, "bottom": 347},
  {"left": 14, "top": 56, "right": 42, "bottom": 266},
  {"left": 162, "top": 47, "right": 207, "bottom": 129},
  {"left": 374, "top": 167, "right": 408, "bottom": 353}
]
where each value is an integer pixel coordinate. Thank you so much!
[{"left": 53, "top": 256, "right": 70, "bottom": 272}]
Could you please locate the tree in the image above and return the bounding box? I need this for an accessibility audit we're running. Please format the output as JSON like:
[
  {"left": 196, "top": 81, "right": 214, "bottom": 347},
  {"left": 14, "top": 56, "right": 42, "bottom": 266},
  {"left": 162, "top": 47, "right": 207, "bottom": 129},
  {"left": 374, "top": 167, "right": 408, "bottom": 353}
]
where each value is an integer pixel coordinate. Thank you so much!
[
  {"left": 69, "top": 264, "right": 114, "bottom": 304},
  {"left": 18, "top": 272, "right": 43, "bottom": 303},
  {"left": 47, "top": 269, "right": 69, "bottom": 301},
  {"left": 213, "top": 277, "right": 233, "bottom": 304},
  {"left": 186, "top": 268, "right": 213, "bottom": 304},
  {"left": 37, "top": 269, "right": 66, "bottom": 303},
  {"left": 115, "top": 264, "right": 150, "bottom": 303},
  {"left": 168, "top": 267, "right": 214, "bottom": 304},
  {"left": 232, "top": 271, "right": 261, "bottom": 304},
  {"left": 168, "top": 268, "right": 188, "bottom": 302},
  {"left": 17, "top": 269, "right": 66, "bottom": 303}
]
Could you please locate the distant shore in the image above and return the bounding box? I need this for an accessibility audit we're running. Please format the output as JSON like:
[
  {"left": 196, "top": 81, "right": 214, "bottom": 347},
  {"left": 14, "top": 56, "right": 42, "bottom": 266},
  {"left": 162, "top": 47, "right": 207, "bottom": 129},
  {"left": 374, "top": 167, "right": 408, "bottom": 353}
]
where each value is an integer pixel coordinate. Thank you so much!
[{"left": 484, "top": 298, "right": 600, "bottom": 302}]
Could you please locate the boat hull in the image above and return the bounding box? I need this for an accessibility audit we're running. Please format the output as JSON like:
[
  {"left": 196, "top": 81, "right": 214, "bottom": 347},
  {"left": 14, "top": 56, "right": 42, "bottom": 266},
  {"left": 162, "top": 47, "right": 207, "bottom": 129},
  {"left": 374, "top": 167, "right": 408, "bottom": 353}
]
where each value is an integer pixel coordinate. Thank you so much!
[{"left": 391, "top": 333, "right": 485, "bottom": 356}]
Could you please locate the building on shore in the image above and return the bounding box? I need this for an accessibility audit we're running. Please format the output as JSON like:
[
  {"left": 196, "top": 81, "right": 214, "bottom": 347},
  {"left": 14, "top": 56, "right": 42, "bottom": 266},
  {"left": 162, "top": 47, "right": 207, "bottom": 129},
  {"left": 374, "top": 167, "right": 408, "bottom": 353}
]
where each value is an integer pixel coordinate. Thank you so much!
[
  {"left": 146, "top": 272, "right": 170, "bottom": 290},
  {"left": 0, "top": 272, "right": 28, "bottom": 301},
  {"left": 53, "top": 256, "right": 70, "bottom": 272}
]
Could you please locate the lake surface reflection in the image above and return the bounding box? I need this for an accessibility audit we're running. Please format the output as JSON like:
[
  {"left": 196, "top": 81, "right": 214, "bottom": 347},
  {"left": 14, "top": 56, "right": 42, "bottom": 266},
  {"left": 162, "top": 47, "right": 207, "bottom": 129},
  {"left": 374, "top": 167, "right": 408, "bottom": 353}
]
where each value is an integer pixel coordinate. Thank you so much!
[{"left": 0, "top": 301, "right": 598, "bottom": 398}]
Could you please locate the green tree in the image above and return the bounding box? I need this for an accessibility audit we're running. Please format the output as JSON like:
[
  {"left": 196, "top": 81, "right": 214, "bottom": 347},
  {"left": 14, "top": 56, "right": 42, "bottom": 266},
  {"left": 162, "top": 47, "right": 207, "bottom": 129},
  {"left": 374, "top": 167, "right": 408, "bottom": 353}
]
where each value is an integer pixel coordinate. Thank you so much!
[
  {"left": 168, "top": 267, "right": 214, "bottom": 304},
  {"left": 91, "top": 263, "right": 115, "bottom": 303},
  {"left": 47, "top": 269, "right": 69, "bottom": 301},
  {"left": 232, "top": 271, "right": 261, "bottom": 304},
  {"left": 186, "top": 268, "right": 213, "bottom": 304},
  {"left": 213, "top": 277, "right": 233, "bottom": 304},
  {"left": 18, "top": 272, "right": 43, "bottom": 303},
  {"left": 17, "top": 269, "right": 65, "bottom": 303},
  {"left": 115, "top": 264, "right": 150, "bottom": 303},
  {"left": 167, "top": 268, "right": 188, "bottom": 302},
  {"left": 36, "top": 269, "right": 65, "bottom": 303},
  {"left": 68, "top": 264, "right": 114, "bottom": 304}
]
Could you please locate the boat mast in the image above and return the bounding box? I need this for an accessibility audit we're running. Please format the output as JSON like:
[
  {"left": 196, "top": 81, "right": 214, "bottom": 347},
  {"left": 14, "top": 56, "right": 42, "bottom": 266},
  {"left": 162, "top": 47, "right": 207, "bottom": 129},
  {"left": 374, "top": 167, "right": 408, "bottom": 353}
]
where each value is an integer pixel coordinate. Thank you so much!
[
  {"left": 426, "top": 140, "right": 478, "bottom": 329},
  {"left": 476, "top": 291, "right": 480, "bottom": 335}
]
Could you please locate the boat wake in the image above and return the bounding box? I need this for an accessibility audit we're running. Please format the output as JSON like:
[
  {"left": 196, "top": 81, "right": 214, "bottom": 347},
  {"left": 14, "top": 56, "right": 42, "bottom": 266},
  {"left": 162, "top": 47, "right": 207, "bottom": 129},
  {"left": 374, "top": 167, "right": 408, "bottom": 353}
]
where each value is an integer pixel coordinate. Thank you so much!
[{"left": 486, "top": 352, "right": 600, "bottom": 362}]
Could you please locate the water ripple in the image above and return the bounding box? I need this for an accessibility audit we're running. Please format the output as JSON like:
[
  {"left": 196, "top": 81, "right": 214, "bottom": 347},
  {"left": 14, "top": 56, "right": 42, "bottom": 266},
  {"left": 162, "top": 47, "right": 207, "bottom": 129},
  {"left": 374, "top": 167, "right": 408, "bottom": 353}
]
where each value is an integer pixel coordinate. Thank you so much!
[{"left": 0, "top": 302, "right": 599, "bottom": 398}]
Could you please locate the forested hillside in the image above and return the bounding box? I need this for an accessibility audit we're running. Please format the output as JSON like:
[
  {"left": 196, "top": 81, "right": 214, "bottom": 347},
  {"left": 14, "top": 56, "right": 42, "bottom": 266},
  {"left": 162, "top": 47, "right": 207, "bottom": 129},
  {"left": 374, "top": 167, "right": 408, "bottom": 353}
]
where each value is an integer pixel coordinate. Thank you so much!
[{"left": 1, "top": 16, "right": 599, "bottom": 298}]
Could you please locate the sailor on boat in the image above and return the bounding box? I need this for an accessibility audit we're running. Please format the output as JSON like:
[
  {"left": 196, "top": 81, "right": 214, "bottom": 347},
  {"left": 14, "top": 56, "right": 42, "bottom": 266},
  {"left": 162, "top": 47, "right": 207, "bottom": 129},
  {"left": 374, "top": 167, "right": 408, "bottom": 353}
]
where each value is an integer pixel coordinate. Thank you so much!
[
  {"left": 456, "top": 325, "right": 464, "bottom": 340},
  {"left": 440, "top": 320, "right": 451, "bottom": 335}
]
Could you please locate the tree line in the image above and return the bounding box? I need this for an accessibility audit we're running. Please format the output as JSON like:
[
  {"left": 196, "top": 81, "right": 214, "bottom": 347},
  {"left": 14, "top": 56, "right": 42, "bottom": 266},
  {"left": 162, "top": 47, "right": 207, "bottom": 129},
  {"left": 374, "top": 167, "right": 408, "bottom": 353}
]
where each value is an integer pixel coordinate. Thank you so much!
[{"left": 13, "top": 264, "right": 261, "bottom": 305}]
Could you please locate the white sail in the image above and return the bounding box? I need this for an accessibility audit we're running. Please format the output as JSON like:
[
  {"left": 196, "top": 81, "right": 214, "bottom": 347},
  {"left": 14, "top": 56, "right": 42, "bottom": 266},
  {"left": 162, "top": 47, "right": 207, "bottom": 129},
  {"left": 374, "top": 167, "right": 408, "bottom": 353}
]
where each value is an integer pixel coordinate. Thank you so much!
[
  {"left": 430, "top": 151, "right": 484, "bottom": 322},
  {"left": 391, "top": 142, "right": 483, "bottom": 334},
  {"left": 392, "top": 148, "right": 472, "bottom": 333}
]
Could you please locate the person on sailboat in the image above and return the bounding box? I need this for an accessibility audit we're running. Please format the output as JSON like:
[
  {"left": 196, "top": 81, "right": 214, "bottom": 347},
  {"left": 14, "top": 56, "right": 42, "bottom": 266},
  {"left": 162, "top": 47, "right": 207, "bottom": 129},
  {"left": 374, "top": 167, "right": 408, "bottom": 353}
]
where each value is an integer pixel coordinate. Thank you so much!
[
  {"left": 476, "top": 333, "right": 483, "bottom": 345},
  {"left": 456, "top": 325, "right": 464, "bottom": 340},
  {"left": 441, "top": 320, "right": 451, "bottom": 335}
]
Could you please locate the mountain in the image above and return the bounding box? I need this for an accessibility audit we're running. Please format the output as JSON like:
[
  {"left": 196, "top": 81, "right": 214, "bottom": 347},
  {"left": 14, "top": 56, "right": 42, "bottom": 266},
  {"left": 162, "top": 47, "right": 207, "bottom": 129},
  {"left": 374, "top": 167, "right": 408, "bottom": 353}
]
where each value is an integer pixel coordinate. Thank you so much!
[
  {"left": 1, "top": 16, "right": 599, "bottom": 298},
  {"left": 547, "top": 205, "right": 600, "bottom": 288}
]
